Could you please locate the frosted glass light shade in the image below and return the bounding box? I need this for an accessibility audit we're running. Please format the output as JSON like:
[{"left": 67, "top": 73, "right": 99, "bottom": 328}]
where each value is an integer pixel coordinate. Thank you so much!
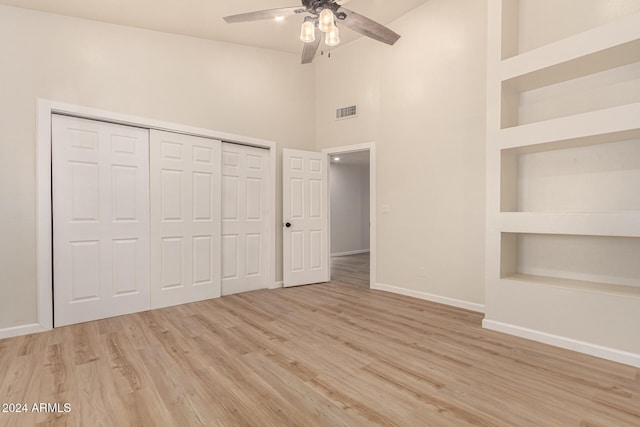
[
  {"left": 325, "top": 25, "right": 340, "bottom": 47},
  {"left": 300, "top": 20, "right": 315, "bottom": 43},
  {"left": 318, "top": 9, "right": 334, "bottom": 33}
]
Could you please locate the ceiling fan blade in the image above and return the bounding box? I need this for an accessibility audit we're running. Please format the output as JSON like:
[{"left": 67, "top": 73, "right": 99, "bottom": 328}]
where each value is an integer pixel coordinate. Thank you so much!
[
  {"left": 301, "top": 28, "right": 321, "bottom": 64},
  {"left": 224, "top": 6, "right": 304, "bottom": 24},
  {"left": 334, "top": 0, "right": 351, "bottom": 4},
  {"left": 339, "top": 8, "right": 401, "bottom": 45}
]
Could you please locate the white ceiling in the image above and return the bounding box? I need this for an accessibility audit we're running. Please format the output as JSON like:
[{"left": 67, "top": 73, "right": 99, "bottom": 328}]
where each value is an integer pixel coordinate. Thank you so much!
[
  {"left": 0, "top": 0, "right": 430, "bottom": 55},
  {"left": 332, "top": 151, "right": 369, "bottom": 166}
]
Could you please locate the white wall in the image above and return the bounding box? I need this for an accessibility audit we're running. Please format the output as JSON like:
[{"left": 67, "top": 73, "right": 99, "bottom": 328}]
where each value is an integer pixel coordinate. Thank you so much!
[
  {"left": 0, "top": 5, "right": 315, "bottom": 329},
  {"left": 316, "top": 0, "right": 487, "bottom": 306},
  {"left": 330, "top": 160, "right": 370, "bottom": 256}
]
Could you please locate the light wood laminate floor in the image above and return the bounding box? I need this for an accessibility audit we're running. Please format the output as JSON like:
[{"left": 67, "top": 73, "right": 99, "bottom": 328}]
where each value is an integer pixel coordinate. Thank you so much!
[
  {"left": 331, "top": 253, "right": 370, "bottom": 287},
  {"left": 1, "top": 255, "right": 639, "bottom": 426}
]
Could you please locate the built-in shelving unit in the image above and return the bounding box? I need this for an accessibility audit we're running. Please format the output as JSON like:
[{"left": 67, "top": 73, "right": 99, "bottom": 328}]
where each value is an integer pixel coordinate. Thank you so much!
[
  {"left": 501, "top": 12, "right": 640, "bottom": 79},
  {"left": 485, "top": 0, "right": 640, "bottom": 367}
]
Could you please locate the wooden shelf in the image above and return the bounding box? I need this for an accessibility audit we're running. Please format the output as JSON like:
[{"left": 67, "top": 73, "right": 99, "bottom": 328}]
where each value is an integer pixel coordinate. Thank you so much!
[
  {"left": 500, "top": 12, "right": 640, "bottom": 86},
  {"left": 501, "top": 273, "right": 640, "bottom": 298}
]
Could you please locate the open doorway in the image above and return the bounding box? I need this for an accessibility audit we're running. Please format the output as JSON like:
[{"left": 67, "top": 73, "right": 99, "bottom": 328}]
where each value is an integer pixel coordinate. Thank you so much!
[
  {"left": 283, "top": 143, "right": 375, "bottom": 289},
  {"left": 329, "top": 150, "right": 371, "bottom": 287}
]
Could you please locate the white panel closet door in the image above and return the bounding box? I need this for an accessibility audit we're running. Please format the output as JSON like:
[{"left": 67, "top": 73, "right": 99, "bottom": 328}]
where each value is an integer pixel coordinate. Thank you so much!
[
  {"left": 221, "top": 143, "right": 270, "bottom": 295},
  {"left": 150, "top": 130, "right": 221, "bottom": 308},
  {"left": 282, "top": 149, "right": 329, "bottom": 287},
  {"left": 52, "top": 115, "right": 150, "bottom": 327}
]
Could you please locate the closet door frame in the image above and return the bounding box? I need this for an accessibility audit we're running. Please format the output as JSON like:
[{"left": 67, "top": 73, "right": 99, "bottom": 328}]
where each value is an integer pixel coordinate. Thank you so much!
[{"left": 33, "top": 100, "right": 276, "bottom": 333}]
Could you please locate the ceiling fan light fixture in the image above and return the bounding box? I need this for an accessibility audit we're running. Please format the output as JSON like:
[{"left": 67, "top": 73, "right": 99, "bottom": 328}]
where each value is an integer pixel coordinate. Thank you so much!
[
  {"left": 300, "top": 19, "right": 316, "bottom": 43},
  {"left": 223, "top": 1, "right": 401, "bottom": 65},
  {"left": 318, "top": 8, "right": 334, "bottom": 33},
  {"left": 325, "top": 25, "right": 340, "bottom": 47}
]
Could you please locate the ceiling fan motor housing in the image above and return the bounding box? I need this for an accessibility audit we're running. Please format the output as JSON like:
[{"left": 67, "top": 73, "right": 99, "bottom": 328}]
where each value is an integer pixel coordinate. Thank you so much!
[{"left": 302, "top": 0, "right": 342, "bottom": 16}]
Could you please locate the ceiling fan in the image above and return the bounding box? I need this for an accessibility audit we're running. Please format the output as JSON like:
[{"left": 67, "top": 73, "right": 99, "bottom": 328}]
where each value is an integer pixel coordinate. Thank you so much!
[{"left": 223, "top": 0, "right": 401, "bottom": 64}]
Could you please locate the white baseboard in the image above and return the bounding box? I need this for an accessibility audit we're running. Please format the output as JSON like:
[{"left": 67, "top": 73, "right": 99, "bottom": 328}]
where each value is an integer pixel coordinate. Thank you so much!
[
  {"left": 373, "top": 283, "right": 485, "bottom": 313},
  {"left": 483, "top": 319, "right": 640, "bottom": 368},
  {"left": 269, "top": 281, "right": 283, "bottom": 290},
  {"left": 331, "top": 249, "right": 370, "bottom": 257},
  {"left": 0, "top": 323, "right": 45, "bottom": 340}
]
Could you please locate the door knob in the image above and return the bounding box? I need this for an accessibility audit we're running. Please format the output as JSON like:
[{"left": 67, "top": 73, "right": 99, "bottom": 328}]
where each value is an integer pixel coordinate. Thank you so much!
[{"left": 285, "top": 222, "right": 292, "bottom": 228}]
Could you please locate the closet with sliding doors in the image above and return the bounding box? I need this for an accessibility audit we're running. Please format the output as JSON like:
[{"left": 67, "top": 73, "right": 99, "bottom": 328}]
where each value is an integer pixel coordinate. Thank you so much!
[{"left": 52, "top": 114, "right": 271, "bottom": 327}]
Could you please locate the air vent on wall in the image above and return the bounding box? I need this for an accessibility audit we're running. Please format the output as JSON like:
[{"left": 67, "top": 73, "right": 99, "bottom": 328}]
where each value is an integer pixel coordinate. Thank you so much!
[{"left": 336, "top": 105, "right": 358, "bottom": 120}]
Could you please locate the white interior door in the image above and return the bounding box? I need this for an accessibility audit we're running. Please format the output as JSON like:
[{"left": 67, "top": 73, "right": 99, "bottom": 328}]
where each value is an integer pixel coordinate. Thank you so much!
[
  {"left": 221, "top": 143, "right": 270, "bottom": 295},
  {"left": 150, "top": 130, "right": 221, "bottom": 308},
  {"left": 52, "top": 115, "right": 150, "bottom": 327},
  {"left": 283, "top": 149, "right": 329, "bottom": 287}
]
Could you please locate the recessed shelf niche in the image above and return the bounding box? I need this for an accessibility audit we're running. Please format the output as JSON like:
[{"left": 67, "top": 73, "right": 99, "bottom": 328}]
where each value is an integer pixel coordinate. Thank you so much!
[
  {"left": 500, "top": 232, "right": 640, "bottom": 296},
  {"left": 499, "top": 2, "right": 640, "bottom": 129},
  {"left": 501, "top": 61, "right": 640, "bottom": 128},
  {"left": 501, "top": 129, "right": 640, "bottom": 213},
  {"left": 501, "top": 0, "right": 640, "bottom": 60}
]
